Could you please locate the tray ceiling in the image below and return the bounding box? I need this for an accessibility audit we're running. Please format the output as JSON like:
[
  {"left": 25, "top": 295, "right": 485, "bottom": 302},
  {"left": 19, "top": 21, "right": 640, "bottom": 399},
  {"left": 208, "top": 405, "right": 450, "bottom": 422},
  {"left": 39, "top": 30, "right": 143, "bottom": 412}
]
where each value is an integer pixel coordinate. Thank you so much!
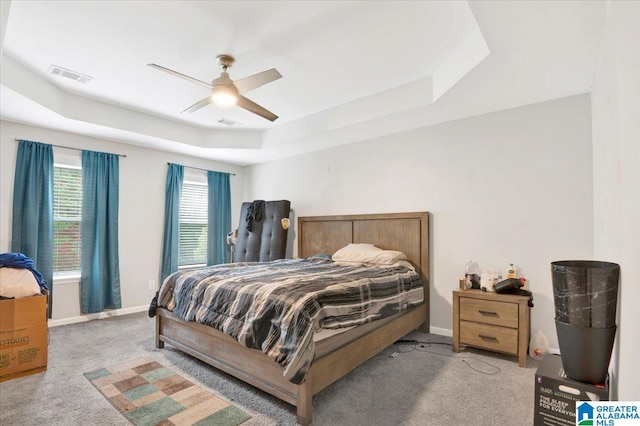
[{"left": 0, "top": 1, "right": 606, "bottom": 165}]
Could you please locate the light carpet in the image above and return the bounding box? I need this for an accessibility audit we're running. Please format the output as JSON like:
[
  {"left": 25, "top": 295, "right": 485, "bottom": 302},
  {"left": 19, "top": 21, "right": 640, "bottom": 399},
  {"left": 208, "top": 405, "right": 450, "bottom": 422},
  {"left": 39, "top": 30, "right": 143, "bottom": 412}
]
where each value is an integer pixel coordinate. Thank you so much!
[
  {"left": 84, "top": 357, "right": 250, "bottom": 426},
  {"left": 0, "top": 312, "right": 537, "bottom": 425}
]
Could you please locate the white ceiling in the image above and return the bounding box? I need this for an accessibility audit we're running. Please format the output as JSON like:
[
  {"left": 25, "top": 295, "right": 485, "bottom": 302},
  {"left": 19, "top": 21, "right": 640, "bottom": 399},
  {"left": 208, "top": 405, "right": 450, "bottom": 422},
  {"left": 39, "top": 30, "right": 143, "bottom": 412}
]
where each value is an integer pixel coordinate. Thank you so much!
[{"left": 0, "top": 1, "right": 606, "bottom": 166}]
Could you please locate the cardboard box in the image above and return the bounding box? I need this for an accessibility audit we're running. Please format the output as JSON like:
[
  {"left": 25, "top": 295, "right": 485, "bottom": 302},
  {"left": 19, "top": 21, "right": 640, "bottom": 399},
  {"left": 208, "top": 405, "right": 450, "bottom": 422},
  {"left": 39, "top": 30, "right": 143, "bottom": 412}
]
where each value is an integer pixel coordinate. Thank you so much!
[
  {"left": 534, "top": 355, "right": 609, "bottom": 426},
  {"left": 0, "top": 292, "right": 48, "bottom": 382}
]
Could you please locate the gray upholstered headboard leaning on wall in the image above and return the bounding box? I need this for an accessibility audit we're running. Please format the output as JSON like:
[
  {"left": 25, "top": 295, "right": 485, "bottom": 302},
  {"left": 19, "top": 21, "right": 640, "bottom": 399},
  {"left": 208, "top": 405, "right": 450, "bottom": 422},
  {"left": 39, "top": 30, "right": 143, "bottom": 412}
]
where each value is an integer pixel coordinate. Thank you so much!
[{"left": 233, "top": 200, "right": 291, "bottom": 262}]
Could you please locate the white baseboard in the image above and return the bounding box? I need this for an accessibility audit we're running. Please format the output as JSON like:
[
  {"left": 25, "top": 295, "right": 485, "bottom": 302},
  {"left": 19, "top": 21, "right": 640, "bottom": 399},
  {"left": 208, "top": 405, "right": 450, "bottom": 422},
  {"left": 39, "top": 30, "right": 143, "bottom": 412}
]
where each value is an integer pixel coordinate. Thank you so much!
[
  {"left": 48, "top": 305, "right": 148, "bottom": 327},
  {"left": 429, "top": 325, "right": 453, "bottom": 337},
  {"left": 46, "top": 309, "right": 564, "bottom": 357}
]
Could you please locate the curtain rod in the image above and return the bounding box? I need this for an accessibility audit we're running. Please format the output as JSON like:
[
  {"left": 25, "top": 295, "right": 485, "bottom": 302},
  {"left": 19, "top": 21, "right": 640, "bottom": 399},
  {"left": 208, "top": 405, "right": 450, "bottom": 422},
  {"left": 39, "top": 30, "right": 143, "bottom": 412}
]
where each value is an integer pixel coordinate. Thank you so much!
[
  {"left": 15, "top": 138, "right": 127, "bottom": 158},
  {"left": 167, "top": 162, "right": 235, "bottom": 176}
]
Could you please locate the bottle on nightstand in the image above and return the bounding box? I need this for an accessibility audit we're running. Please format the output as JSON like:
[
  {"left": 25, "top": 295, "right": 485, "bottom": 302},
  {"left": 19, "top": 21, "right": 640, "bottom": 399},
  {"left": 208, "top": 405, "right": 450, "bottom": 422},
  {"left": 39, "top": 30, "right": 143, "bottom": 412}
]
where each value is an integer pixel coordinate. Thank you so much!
[
  {"left": 507, "top": 263, "right": 517, "bottom": 279},
  {"left": 459, "top": 277, "right": 467, "bottom": 291}
]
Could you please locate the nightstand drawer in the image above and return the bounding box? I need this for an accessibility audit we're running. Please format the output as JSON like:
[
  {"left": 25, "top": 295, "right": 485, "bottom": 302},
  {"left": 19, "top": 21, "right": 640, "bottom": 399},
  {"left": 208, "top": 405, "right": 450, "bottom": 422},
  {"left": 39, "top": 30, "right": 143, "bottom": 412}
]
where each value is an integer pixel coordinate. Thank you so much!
[
  {"left": 459, "top": 321, "right": 518, "bottom": 355},
  {"left": 460, "top": 297, "right": 518, "bottom": 328}
]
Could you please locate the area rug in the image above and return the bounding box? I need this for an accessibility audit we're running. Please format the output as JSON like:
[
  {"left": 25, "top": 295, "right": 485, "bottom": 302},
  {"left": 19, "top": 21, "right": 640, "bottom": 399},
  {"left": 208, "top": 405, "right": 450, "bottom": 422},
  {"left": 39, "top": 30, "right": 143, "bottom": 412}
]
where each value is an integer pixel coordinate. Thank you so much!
[{"left": 84, "top": 357, "right": 250, "bottom": 426}]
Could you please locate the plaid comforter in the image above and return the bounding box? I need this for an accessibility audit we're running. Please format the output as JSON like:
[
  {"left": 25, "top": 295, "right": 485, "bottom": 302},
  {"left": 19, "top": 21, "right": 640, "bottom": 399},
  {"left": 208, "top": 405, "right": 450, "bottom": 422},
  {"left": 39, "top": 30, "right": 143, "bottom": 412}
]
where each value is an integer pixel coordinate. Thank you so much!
[{"left": 157, "top": 258, "right": 424, "bottom": 383}]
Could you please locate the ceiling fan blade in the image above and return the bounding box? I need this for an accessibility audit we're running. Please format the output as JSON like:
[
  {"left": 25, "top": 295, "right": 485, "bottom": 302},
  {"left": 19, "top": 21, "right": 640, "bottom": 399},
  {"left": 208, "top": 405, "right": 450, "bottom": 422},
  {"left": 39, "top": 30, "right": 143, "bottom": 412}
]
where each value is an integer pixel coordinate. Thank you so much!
[
  {"left": 148, "top": 63, "right": 212, "bottom": 89},
  {"left": 233, "top": 68, "right": 282, "bottom": 94},
  {"left": 182, "top": 96, "right": 213, "bottom": 114},
  {"left": 237, "top": 95, "right": 278, "bottom": 122}
]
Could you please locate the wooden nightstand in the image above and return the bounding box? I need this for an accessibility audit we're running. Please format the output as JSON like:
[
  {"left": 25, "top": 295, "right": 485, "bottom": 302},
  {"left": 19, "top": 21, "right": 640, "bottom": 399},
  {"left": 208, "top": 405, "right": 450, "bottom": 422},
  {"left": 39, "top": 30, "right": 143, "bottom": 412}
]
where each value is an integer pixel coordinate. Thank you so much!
[{"left": 453, "top": 289, "right": 530, "bottom": 367}]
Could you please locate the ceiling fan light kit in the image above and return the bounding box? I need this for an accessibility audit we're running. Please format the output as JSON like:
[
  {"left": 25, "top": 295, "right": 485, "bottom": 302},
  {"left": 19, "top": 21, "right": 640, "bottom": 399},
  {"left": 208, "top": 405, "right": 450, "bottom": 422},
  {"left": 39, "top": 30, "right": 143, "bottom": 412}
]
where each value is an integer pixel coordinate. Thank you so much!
[
  {"left": 211, "top": 84, "right": 238, "bottom": 106},
  {"left": 148, "top": 54, "right": 281, "bottom": 121}
]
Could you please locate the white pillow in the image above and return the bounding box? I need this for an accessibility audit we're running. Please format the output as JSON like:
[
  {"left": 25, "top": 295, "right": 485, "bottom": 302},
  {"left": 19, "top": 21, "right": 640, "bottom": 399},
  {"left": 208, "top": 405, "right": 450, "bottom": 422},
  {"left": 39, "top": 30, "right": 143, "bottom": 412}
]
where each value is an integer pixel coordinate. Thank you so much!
[
  {"left": 0, "top": 267, "right": 42, "bottom": 298},
  {"left": 332, "top": 243, "right": 407, "bottom": 265}
]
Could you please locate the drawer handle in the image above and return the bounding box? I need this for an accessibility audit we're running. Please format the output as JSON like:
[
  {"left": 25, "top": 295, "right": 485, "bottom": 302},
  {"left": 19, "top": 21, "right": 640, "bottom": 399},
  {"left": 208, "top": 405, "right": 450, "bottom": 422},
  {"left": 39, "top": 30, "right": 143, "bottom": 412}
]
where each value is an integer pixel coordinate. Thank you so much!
[
  {"left": 478, "top": 310, "right": 498, "bottom": 317},
  {"left": 479, "top": 334, "right": 498, "bottom": 342}
]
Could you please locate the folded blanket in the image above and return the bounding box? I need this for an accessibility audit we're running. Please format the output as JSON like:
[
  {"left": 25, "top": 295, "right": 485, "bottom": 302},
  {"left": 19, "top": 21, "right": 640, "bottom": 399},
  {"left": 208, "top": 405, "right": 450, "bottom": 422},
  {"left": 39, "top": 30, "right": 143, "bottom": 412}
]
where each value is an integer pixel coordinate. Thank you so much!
[{"left": 0, "top": 252, "right": 48, "bottom": 290}]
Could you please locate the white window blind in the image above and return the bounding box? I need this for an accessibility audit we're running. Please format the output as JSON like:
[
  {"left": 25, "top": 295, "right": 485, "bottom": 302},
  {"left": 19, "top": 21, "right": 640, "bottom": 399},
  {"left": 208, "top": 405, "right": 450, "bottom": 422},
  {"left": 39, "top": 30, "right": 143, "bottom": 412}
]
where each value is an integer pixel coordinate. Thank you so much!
[
  {"left": 179, "top": 182, "right": 208, "bottom": 267},
  {"left": 53, "top": 165, "right": 82, "bottom": 275}
]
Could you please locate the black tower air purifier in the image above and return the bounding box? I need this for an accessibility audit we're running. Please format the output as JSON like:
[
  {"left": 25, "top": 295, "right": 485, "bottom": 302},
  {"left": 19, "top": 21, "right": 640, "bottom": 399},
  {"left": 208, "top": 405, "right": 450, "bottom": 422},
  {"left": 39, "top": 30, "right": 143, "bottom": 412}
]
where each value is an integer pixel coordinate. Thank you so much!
[{"left": 551, "top": 260, "right": 620, "bottom": 384}]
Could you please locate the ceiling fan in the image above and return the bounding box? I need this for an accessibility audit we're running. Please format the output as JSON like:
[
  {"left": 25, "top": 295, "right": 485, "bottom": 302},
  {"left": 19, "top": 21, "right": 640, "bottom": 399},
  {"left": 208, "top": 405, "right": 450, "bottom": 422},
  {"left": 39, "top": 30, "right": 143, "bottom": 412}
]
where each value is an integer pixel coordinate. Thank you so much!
[{"left": 148, "top": 55, "right": 282, "bottom": 122}]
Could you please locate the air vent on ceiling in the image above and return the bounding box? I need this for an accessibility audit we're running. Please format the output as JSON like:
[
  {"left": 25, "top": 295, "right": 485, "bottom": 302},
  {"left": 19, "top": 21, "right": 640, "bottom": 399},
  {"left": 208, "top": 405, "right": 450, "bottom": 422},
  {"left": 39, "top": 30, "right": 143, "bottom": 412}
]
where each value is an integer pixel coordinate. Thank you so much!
[
  {"left": 47, "top": 65, "right": 93, "bottom": 83},
  {"left": 217, "top": 118, "right": 241, "bottom": 127}
]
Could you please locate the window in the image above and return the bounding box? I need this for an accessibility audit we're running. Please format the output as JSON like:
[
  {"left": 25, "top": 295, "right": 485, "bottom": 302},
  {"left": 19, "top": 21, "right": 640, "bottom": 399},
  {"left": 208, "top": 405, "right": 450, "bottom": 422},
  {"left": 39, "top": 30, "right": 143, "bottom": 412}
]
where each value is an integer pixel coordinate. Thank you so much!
[
  {"left": 179, "top": 180, "right": 208, "bottom": 267},
  {"left": 53, "top": 165, "right": 82, "bottom": 276}
]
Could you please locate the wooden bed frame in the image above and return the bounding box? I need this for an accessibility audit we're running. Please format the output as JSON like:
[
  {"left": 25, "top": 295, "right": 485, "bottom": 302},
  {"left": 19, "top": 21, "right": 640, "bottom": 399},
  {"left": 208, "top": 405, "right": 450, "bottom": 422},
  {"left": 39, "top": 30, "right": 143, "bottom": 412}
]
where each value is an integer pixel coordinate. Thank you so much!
[{"left": 155, "top": 212, "right": 430, "bottom": 425}]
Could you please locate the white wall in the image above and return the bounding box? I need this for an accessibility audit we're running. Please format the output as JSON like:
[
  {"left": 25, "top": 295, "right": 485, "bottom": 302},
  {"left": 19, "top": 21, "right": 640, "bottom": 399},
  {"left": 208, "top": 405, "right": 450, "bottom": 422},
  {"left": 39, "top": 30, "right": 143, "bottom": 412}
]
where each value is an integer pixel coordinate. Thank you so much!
[
  {"left": 247, "top": 94, "right": 594, "bottom": 349},
  {"left": 591, "top": 1, "right": 640, "bottom": 401},
  {"left": 0, "top": 120, "right": 246, "bottom": 323}
]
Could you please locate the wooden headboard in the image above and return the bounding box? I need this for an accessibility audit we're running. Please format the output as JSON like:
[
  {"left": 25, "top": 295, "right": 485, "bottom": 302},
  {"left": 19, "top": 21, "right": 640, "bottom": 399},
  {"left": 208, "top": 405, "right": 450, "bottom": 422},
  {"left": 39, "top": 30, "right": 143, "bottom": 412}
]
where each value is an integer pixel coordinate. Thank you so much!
[{"left": 298, "top": 211, "right": 430, "bottom": 286}]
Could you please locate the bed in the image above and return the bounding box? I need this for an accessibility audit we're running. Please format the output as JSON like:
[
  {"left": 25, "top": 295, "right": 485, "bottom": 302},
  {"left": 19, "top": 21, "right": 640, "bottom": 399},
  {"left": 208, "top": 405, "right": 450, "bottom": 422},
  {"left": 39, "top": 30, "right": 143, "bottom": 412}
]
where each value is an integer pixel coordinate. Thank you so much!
[{"left": 154, "top": 211, "right": 430, "bottom": 425}]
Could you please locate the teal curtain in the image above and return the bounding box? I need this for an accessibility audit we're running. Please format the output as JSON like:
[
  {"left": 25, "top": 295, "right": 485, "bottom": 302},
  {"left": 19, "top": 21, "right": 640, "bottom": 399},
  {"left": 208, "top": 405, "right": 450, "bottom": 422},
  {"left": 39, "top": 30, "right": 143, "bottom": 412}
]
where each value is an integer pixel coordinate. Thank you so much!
[
  {"left": 207, "top": 171, "right": 231, "bottom": 265},
  {"left": 80, "top": 150, "right": 121, "bottom": 313},
  {"left": 11, "top": 140, "right": 54, "bottom": 316},
  {"left": 160, "top": 163, "right": 184, "bottom": 282}
]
